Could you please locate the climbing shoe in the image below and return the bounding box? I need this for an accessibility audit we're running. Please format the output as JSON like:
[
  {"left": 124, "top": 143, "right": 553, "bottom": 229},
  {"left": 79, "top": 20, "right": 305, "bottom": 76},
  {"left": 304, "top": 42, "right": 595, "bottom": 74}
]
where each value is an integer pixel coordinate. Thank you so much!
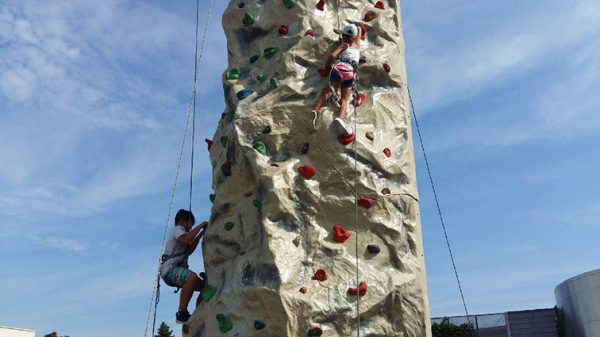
[
  {"left": 333, "top": 117, "right": 352, "bottom": 135},
  {"left": 176, "top": 310, "right": 191, "bottom": 324}
]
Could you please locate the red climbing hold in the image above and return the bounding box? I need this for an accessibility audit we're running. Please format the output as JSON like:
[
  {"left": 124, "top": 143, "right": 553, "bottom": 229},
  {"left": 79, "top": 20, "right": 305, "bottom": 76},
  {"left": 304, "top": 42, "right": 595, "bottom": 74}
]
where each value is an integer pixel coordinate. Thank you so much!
[
  {"left": 279, "top": 25, "right": 288, "bottom": 35},
  {"left": 337, "top": 133, "right": 355, "bottom": 145},
  {"left": 375, "top": 1, "right": 385, "bottom": 9},
  {"left": 240, "top": 251, "right": 246, "bottom": 256},
  {"left": 359, "top": 26, "right": 366, "bottom": 41},
  {"left": 348, "top": 281, "right": 368, "bottom": 297},
  {"left": 383, "top": 148, "right": 391, "bottom": 157},
  {"left": 316, "top": 0, "right": 325, "bottom": 11},
  {"left": 333, "top": 224, "right": 351, "bottom": 243},
  {"left": 353, "top": 92, "right": 365, "bottom": 107},
  {"left": 305, "top": 29, "right": 315, "bottom": 37},
  {"left": 221, "top": 161, "right": 232, "bottom": 176},
  {"left": 205, "top": 138, "right": 213, "bottom": 150},
  {"left": 358, "top": 196, "right": 375, "bottom": 209},
  {"left": 298, "top": 164, "right": 316, "bottom": 180},
  {"left": 312, "top": 269, "right": 328, "bottom": 281},
  {"left": 319, "top": 67, "right": 331, "bottom": 77},
  {"left": 182, "top": 324, "right": 190, "bottom": 334},
  {"left": 299, "top": 287, "right": 307, "bottom": 294},
  {"left": 383, "top": 62, "right": 391, "bottom": 73}
]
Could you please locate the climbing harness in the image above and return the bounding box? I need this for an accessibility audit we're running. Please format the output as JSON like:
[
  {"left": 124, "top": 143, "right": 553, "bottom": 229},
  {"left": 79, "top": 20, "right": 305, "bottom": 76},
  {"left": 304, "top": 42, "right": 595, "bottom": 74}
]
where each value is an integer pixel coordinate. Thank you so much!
[
  {"left": 143, "top": 0, "right": 214, "bottom": 336},
  {"left": 408, "top": 87, "right": 475, "bottom": 337}
]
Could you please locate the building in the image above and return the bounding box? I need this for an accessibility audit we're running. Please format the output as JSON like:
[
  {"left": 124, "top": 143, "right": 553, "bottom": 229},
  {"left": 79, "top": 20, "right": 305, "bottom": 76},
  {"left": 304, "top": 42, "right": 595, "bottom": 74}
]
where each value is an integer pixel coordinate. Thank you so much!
[
  {"left": 555, "top": 268, "right": 600, "bottom": 337},
  {"left": 0, "top": 326, "right": 36, "bottom": 337}
]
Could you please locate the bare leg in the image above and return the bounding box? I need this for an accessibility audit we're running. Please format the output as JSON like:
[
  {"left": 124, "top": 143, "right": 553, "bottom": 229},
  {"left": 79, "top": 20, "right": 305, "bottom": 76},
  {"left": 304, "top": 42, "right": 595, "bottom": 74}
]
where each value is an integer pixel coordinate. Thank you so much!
[
  {"left": 338, "top": 86, "right": 353, "bottom": 119},
  {"left": 179, "top": 272, "right": 198, "bottom": 312},
  {"left": 312, "top": 80, "right": 341, "bottom": 112}
]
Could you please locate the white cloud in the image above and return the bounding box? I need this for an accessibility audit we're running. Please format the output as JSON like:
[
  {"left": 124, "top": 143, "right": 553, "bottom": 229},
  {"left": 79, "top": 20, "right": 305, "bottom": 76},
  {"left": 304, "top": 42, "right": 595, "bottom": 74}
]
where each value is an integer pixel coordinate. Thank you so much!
[
  {"left": 0, "top": 65, "right": 37, "bottom": 101},
  {"left": 33, "top": 235, "right": 87, "bottom": 252}
]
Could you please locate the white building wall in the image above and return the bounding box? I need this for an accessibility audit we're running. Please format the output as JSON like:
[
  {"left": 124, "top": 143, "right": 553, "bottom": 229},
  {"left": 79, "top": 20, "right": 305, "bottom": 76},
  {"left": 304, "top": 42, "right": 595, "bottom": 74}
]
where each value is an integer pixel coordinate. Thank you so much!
[{"left": 0, "top": 326, "right": 36, "bottom": 337}]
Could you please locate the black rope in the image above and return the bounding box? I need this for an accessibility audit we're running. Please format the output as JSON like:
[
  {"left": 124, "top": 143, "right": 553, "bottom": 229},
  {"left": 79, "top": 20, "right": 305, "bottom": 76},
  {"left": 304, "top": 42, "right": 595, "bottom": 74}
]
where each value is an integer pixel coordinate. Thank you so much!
[
  {"left": 189, "top": 0, "right": 200, "bottom": 212},
  {"left": 407, "top": 87, "right": 475, "bottom": 336}
]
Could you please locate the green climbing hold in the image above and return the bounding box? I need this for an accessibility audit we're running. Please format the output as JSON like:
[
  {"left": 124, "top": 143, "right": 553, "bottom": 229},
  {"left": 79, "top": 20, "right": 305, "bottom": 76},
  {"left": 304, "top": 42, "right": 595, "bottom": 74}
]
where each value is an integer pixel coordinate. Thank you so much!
[
  {"left": 242, "top": 262, "right": 255, "bottom": 285},
  {"left": 256, "top": 73, "right": 267, "bottom": 82},
  {"left": 220, "top": 135, "right": 228, "bottom": 146},
  {"left": 270, "top": 78, "right": 279, "bottom": 89},
  {"left": 242, "top": 13, "right": 255, "bottom": 26},
  {"left": 209, "top": 194, "right": 216, "bottom": 203},
  {"left": 253, "top": 199, "right": 262, "bottom": 212},
  {"left": 253, "top": 141, "right": 267, "bottom": 155},
  {"left": 226, "top": 68, "right": 240, "bottom": 80},
  {"left": 264, "top": 47, "right": 278, "bottom": 59},
  {"left": 201, "top": 284, "right": 217, "bottom": 302},
  {"left": 224, "top": 221, "right": 235, "bottom": 231},
  {"left": 216, "top": 313, "right": 233, "bottom": 333},
  {"left": 283, "top": 0, "right": 296, "bottom": 9},
  {"left": 226, "top": 110, "right": 235, "bottom": 123}
]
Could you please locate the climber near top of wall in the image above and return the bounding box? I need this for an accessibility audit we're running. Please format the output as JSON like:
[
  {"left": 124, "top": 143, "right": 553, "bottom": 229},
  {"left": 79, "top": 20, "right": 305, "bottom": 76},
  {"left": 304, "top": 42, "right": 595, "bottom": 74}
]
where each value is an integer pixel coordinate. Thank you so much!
[
  {"left": 160, "top": 209, "right": 208, "bottom": 323},
  {"left": 311, "top": 23, "right": 361, "bottom": 135}
]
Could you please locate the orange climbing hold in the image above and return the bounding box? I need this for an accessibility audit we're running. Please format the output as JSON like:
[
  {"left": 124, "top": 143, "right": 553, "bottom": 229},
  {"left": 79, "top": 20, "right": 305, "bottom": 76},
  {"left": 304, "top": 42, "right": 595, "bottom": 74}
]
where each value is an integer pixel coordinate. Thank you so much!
[
  {"left": 358, "top": 196, "right": 375, "bottom": 209},
  {"left": 383, "top": 148, "right": 391, "bottom": 157},
  {"left": 316, "top": 0, "right": 325, "bottom": 11},
  {"left": 348, "top": 281, "right": 368, "bottom": 297},
  {"left": 305, "top": 29, "right": 315, "bottom": 37},
  {"left": 333, "top": 224, "right": 351, "bottom": 243},
  {"left": 205, "top": 138, "right": 213, "bottom": 150},
  {"left": 312, "top": 269, "right": 327, "bottom": 281},
  {"left": 279, "top": 25, "right": 288, "bottom": 35},
  {"left": 337, "top": 133, "right": 355, "bottom": 145},
  {"left": 354, "top": 92, "right": 365, "bottom": 107},
  {"left": 298, "top": 164, "right": 316, "bottom": 179},
  {"left": 375, "top": 1, "right": 385, "bottom": 9}
]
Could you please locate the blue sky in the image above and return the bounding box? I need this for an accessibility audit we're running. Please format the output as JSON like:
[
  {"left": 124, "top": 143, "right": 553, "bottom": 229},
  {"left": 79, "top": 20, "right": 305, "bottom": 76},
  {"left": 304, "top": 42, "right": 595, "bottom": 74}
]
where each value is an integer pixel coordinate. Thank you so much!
[{"left": 0, "top": 0, "right": 598, "bottom": 336}]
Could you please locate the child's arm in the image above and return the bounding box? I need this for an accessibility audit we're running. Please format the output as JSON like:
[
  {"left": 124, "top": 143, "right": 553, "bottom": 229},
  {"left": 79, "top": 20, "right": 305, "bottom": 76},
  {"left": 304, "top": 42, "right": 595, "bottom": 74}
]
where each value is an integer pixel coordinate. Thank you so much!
[
  {"left": 176, "top": 222, "right": 207, "bottom": 245},
  {"left": 187, "top": 222, "right": 208, "bottom": 255},
  {"left": 324, "top": 43, "right": 346, "bottom": 70}
]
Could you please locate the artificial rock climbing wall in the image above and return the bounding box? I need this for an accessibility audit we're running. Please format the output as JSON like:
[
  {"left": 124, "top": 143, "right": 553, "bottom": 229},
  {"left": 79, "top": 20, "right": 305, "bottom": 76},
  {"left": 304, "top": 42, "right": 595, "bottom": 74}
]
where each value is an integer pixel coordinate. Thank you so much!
[{"left": 187, "top": 1, "right": 431, "bottom": 336}]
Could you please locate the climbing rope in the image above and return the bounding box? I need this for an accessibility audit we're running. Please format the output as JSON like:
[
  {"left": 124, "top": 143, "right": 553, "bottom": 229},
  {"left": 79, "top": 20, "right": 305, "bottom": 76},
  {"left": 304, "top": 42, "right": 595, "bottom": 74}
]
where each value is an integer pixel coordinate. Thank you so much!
[
  {"left": 142, "top": 0, "right": 214, "bottom": 336},
  {"left": 407, "top": 87, "right": 475, "bottom": 335},
  {"left": 352, "top": 91, "right": 361, "bottom": 337}
]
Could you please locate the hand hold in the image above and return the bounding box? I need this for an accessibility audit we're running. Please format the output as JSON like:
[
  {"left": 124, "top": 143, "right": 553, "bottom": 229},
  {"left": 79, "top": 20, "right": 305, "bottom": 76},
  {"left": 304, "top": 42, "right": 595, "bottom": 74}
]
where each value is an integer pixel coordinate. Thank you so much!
[
  {"left": 264, "top": 47, "right": 279, "bottom": 59},
  {"left": 201, "top": 284, "right": 217, "bottom": 302},
  {"left": 305, "top": 29, "right": 315, "bottom": 37},
  {"left": 357, "top": 196, "right": 375, "bottom": 209},
  {"left": 333, "top": 224, "right": 351, "bottom": 243},
  {"left": 299, "top": 287, "right": 307, "bottom": 294},
  {"left": 367, "top": 244, "right": 381, "bottom": 254},
  {"left": 249, "top": 54, "right": 259, "bottom": 63},
  {"left": 224, "top": 222, "right": 235, "bottom": 231},
  {"left": 278, "top": 24, "right": 289, "bottom": 35},
  {"left": 383, "top": 62, "right": 391, "bottom": 73},
  {"left": 254, "top": 321, "right": 266, "bottom": 330},
  {"left": 337, "top": 133, "right": 355, "bottom": 145},
  {"left": 256, "top": 73, "right": 267, "bottom": 82},
  {"left": 359, "top": 26, "right": 366, "bottom": 41},
  {"left": 375, "top": 1, "right": 385, "bottom": 9},
  {"left": 270, "top": 78, "right": 279, "bottom": 89},
  {"left": 318, "top": 67, "right": 331, "bottom": 77},
  {"left": 242, "top": 12, "right": 255, "bottom": 26},
  {"left": 220, "top": 135, "right": 228, "bottom": 146},
  {"left": 216, "top": 313, "right": 233, "bottom": 333},
  {"left": 238, "top": 3, "right": 245, "bottom": 8},
  {"left": 348, "top": 281, "right": 368, "bottom": 297},
  {"left": 353, "top": 92, "right": 365, "bottom": 107},
  {"left": 237, "top": 89, "right": 254, "bottom": 100},
  {"left": 221, "top": 161, "right": 232, "bottom": 176},
  {"left": 282, "top": 0, "right": 297, "bottom": 9},
  {"left": 253, "top": 141, "right": 267, "bottom": 155},
  {"left": 364, "top": 10, "right": 378, "bottom": 22},
  {"left": 205, "top": 138, "right": 213, "bottom": 150},
  {"left": 365, "top": 131, "right": 374, "bottom": 141},
  {"left": 209, "top": 194, "right": 216, "bottom": 203},
  {"left": 316, "top": 0, "right": 325, "bottom": 11},
  {"left": 308, "top": 327, "right": 323, "bottom": 336},
  {"left": 298, "top": 164, "right": 316, "bottom": 179},
  {"left": 312, "top": 269, "right": 327, "bottom": 281},
  {"left": 253, "top": 199, "right": 262, "bottom": 212},
  {"left": 383, "top": 147, "right": 391, "bottom": 157},
  {"left": 262, "top": 125, "right": 272, "bottom": 134},
  {"left": 293, "top": 236, "right": 301, "bottom": 247},
  {"left": 226, "top": 68, "right": 240, "bottom": 80},
  {"left": 381, "top": 187, "right": 391, "bottom": 195}
]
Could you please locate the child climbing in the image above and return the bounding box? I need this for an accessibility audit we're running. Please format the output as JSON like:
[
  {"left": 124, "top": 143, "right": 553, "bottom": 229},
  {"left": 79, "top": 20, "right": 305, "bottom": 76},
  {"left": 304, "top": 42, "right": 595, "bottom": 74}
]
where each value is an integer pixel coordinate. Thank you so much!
[
  {"left": 311, "top": 23, "right": 361, "bottom": 135},
  {"left": 160, "top": 209, "right": 208, "bottom": 323}
]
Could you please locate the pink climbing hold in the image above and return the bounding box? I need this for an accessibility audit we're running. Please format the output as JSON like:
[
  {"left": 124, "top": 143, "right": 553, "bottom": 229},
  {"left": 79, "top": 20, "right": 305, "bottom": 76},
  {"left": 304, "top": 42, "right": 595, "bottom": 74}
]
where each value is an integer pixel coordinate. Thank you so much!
[
  {"left": 316, "top": 0, "right": 325, "bottom": 11},
  {"left": 359, "top": 26, "right": 366, "bottom": 41},
  {"left": 383, "top": 62, "right": 391, "bottom": 73},
  {"left": 333, "top": 224, "right": 351, "bottom": 243},
  {"left": 298, "top": 164, "right": 316, "bottom": 180},
  {"left": 375, "top": 1, "right": 385, "bottom": 9},
  {"left": 348, "top": 281, "right": 368, "bottom": 297},
  {"left": 383, "top": 147, "right": 391, "bottom": 157},
  {"left": 205, "top": 138, "right": 213, "bottom": 150},
  {"left": 299, "top": 287, "right": 308, "bottom": 294},
  {"left": 353, "top": 92, "right": 365, "bottom": 107},
  {"left": 312, "top": 269, "right": 328, "bottom": 281},
  {"left": 337, "top": 133, "right": 355, "bottom": 145},
  {"left": 305, "top": 29, "right": 315, "bottom": 37},
  {"left": 358, "top": 196, "right": 375, "bottom": 209},
  {"left": 279, "top": 25, "right": 288, "bottom": 35}
]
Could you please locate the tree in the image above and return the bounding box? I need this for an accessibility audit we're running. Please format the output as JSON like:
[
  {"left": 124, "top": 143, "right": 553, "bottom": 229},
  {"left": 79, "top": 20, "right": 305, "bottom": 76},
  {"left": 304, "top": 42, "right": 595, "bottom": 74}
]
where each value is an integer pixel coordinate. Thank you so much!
[
  {"left": 431, "top": 320, "right": 475, "bottom": 337},
  {"left": 44, "top": 332, "right": 69, "bottom": 337},
  {"left": 155, "top": 322, "right": 175, "bottom": 337}
]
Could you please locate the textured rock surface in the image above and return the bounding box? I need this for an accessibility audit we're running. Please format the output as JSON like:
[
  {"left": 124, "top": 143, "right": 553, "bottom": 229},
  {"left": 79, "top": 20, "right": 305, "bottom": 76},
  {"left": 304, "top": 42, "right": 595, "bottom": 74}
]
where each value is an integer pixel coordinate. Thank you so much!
[{"left": 186, "top": 1, "right": 431, "bottom": 336}]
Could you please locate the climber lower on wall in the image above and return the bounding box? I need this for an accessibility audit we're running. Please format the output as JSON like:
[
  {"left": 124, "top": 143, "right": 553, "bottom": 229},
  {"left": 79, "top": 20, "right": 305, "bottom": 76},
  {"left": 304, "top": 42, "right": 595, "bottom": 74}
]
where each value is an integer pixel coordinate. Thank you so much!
[
  {"left": 160, "top": 209, "right": 208, "bottom": 323},
  {"left": 311, "top": 23, "right": 360, "bottom": 135}
]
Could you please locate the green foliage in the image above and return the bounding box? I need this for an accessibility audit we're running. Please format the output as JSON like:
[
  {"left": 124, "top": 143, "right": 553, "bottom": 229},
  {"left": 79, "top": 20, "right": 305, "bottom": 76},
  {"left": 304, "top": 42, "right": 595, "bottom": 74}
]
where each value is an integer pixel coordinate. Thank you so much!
[
  {"left": 431, "top": 320, "right": 475, "bottom": 337},
  {"left": 44, "top": 332, "right": 69, "bottom": 337},
  {"left": 155, "top": 322, "right": 174, "bottom": 337}
]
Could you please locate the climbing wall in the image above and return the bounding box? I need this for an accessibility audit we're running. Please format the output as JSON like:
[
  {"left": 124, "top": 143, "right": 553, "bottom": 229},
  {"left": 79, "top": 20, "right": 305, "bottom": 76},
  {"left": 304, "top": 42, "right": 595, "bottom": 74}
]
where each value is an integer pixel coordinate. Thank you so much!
[{"left": 186, "top": 0, "right": 431, "bottom": 336}]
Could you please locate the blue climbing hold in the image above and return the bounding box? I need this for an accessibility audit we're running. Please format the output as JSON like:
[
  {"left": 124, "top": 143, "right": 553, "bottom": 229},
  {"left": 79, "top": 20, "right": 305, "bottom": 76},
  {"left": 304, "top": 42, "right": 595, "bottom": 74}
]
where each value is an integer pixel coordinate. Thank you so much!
[
  {"left": 237, "top": 89, "right": 254, "bottom": 100},
  {"left": 254, "top": 321, "right": 266, "bottom": 330},
  {"left": 249, "top": 54, "right": 259, "bottom": 63},
  {"left": 262, "top": 125, "right": 272, "bottom": 134}
]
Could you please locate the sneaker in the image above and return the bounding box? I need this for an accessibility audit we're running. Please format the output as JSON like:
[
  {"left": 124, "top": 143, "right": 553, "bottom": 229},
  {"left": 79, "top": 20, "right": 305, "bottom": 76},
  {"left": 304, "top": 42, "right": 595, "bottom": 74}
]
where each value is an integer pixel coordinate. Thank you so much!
[
  {"left": 311, "top": 110, "right": 318, "bottom": 129},
  {"left": 333, "top": 117, "right": 352, "bottom": 135},
  {"left": 176, "top": 310, "right": 191, "bottom": 324}
]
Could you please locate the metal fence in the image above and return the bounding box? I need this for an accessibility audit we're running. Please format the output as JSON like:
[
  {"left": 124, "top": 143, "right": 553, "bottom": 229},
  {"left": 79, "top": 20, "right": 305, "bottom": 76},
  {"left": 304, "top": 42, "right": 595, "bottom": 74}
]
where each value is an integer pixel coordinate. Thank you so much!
[{"left": 432, "top": 313, "right": 509, "bottom": 337}]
